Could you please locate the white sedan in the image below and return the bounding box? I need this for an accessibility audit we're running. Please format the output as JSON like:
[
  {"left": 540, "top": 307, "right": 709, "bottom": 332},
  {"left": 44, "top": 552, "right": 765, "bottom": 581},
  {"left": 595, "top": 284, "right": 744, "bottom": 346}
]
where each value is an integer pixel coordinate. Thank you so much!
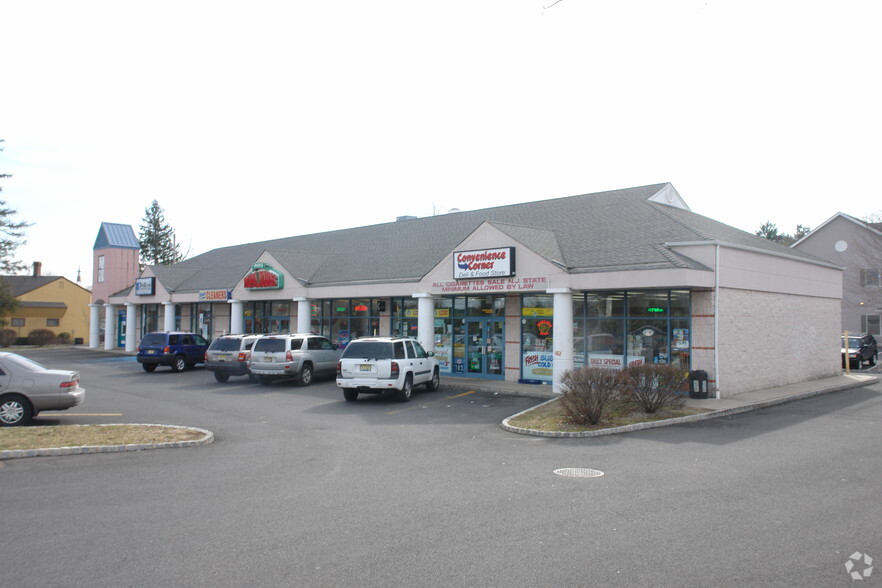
[{"left": 0, "top": 352, "right": 85, "bottom": 426}]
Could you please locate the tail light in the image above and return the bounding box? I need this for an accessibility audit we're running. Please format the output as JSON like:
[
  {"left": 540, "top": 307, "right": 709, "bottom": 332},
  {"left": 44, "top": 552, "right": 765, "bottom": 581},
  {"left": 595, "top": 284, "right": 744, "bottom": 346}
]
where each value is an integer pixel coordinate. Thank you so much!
[
  {"left": 336, "top": 361, "right": 342, "bottom": 377},
  {"left": 163, "top": 345, "right": 171, "bottom": 354},
  {"left": 60, "top": 379, "right": 79, "bottom": 388},
  {"left": 286, "top": 351, "right": 293, "bottom": 362},
  {"left": 238, "top": 351, "right": 248, "bottom": 362},
  {"left": 390, "top": 361, "right": 400, "bottom": 379},
  {"left": 204, "top": 351, "right": 209, "bottom": 361}
]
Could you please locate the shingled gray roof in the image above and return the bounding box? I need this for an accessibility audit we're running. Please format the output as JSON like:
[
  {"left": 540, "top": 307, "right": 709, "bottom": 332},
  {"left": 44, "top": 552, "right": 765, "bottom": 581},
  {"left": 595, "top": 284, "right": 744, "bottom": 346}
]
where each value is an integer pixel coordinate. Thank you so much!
[{"left": 147, "top": 183, "right": 825, "bottom": 293}]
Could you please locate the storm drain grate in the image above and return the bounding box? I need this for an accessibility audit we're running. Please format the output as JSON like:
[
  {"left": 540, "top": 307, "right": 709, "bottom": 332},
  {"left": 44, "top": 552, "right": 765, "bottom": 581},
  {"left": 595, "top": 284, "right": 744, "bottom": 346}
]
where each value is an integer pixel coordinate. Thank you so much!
[{"left": 554, "top": 468, "right": 605, "bottom": 478}]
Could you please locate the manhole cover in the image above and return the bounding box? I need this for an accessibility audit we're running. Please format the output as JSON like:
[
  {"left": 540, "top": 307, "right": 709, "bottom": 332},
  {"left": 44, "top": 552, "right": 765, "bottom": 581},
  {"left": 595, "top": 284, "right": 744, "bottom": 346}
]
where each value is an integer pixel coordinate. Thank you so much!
[{"left": 553, "top": 468, "right": 604, "bottom": 478}]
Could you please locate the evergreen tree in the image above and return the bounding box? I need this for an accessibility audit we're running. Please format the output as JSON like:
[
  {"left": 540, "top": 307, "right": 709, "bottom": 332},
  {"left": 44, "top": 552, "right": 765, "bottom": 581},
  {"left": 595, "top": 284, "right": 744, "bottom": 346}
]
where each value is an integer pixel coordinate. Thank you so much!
[
  {"left": 0, "top": 140, "right": 32, "bottom": 324},
  {"left": 138, "top": 200, "right": 183, "bottom": 267}
]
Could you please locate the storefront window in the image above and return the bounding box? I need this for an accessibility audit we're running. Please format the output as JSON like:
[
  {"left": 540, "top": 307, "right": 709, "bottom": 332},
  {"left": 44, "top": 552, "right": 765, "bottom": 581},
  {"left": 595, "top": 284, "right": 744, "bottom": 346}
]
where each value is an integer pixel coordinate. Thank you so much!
[
  {"left": 141, "top": 304, "right": 159, "bottom": 335},
  {"left": 575, "top": 290, "right": 691, "bottom": 372},
  {"left": 521, "top": 294, "right": 554, "bottom": 383},
  {"left": 586, "top": 292, "right": 624, "bottom": 317},
  {"left": 244, "top": 301, "right": 290, "bottom": 334},
  {"left": 433, "top": 299, "right": 454, "bottom": 374},
  {"left": 391, "top": 298, "right": 419, "bottom": 339},
  {"left": 190, "top": 303, "right": 213, "bottom": 340}
]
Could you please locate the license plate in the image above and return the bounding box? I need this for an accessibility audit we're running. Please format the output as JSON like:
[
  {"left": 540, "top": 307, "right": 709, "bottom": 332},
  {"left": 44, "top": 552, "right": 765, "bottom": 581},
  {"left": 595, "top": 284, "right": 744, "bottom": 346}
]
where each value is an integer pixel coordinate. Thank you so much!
[
  {"left": 359, "top": 364, "right": 372, "bottom": 372},
  {"left": 264, "top": 357, "right": 273, "bottom": 363},
  {"left": 147, "top": 350, "right": 156, "bottom": 355}
]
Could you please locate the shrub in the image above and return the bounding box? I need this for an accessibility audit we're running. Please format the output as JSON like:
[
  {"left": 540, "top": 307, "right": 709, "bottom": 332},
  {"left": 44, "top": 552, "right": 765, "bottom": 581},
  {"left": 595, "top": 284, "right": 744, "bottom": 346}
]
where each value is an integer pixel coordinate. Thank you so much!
[
  {"left": 558, "top": 367, "right": 627, "bottom": 425},
  {"left": 58, "top": 332, "right": 72, "bottom": 344},
  {"left": 624, "top": 363, "right": 688, "bottom": 414},
  {"left": 0, "top": 329, "right": 16, "bottom": 347},
  {"left": 28, "top": 329, "right": 58, "bottom": 346}
]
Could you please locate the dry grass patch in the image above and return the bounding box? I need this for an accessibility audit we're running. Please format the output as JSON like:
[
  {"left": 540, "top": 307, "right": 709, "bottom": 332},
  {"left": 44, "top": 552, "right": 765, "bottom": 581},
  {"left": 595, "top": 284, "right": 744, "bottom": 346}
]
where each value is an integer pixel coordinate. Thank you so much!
[
  {"left": 0, "top": 425, "right": 206, "bottom": 451},
  {"left": 507, "top": 397, "right": 712, "bottom": 433}
]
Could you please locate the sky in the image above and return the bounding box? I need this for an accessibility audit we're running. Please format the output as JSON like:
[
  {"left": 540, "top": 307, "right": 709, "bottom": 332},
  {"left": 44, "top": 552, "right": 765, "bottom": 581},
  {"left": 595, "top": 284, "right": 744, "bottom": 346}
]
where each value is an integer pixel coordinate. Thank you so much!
[{"left": 2, "top": 0, "right": 880, "bottom": 287}]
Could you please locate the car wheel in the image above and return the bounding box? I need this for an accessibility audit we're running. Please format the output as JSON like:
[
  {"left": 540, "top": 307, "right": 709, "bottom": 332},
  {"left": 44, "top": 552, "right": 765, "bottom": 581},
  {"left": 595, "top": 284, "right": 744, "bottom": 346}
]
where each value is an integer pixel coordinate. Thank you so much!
[
  {"left": 0, "top": 395, "right": 33, "bottom": 427},
  {"left": 172, "top": 356, "right": 187, "bottom": 372},
  {"left": 425, "top": 368, "right": 440, "bottom": 391},
  {"left": 297, "top": 363, "right": 313, "bottom": 386},
  {"left": 142, "top": 363, "right": 157, "bottom": 372},
  {"left": 343, "top": 389, "right": 359, "bottom": 402},
  {"left": 871, "top": 353, "right": 877, "bottom": 367},
  {"left": 214, "top": 372, "right": 230, "bottom": 383},
  {"left": 396, "top": 374, "right": 413, "bottom": 402}
]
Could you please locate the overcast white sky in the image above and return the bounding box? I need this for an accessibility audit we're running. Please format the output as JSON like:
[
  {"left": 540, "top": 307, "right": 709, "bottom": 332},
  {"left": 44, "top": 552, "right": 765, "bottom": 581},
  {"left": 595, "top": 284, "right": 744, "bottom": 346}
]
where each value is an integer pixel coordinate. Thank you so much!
[{"left": 2, "top": 0, "right": 880, "bottom": 286}]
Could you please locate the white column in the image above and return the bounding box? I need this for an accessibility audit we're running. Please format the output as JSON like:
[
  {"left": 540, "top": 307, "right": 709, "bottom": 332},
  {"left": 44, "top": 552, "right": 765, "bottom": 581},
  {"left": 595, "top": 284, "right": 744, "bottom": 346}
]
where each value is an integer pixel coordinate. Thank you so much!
[
  {"left": 293, "top": 298, "right": 312, "bottom": 333},
  {"left": 103, "top": 304, "right": 116, "bottom": 350},
  {"left": 549, "top": 288, "right": 574, "bottom": 395},
  {"left": 89, "top": 304, "right": 101, "bottom": 348},
  {"left": 125, "top": 303, "right": 137, "bottom": 352},
  {"left": 163, "top": 301, "right": 176, "bottom": 332},
  {"left": 413, "top": 293, "right": 435, "bottom": 353},
  {"left": 228, "top": 299, "right": 244, "bottom": 333}
]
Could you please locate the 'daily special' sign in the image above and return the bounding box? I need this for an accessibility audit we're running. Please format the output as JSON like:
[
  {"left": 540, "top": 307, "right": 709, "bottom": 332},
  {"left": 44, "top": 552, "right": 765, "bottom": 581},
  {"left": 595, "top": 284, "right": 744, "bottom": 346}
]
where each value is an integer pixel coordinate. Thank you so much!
[
  {"left": 244, "top": 263, "right": 284, "bottom": 290},
  {"left": 453, "top": 247, "right": 515, "bottom": 280}
]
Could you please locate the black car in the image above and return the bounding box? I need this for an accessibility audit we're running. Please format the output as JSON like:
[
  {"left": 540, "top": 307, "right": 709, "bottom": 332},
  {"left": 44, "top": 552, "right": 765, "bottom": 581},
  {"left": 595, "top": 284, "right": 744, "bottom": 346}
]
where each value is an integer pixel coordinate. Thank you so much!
[
  {"left": 137, "top": 331, "right": 210, "bottom": 372},
  {"left": 842, "top": 332, "right": 877, "bottom": 369}
]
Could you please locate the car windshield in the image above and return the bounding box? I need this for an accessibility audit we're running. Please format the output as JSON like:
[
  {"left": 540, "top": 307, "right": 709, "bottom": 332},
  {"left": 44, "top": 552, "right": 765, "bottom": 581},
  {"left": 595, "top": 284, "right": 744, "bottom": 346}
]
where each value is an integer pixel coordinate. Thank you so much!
[
  {"left": 342, "top": 341, "right": 394, "bottom": 359},
  {"left": 210, "top": 338, "right": 243, "bottom": 351},
  {"left": 5, "top": 354, "right": 47, "bottom": 372},
  {"left": 844, "top": 337, "right": 861, "bottom": 347},
  {"left": 140, "top": 333, "right": 167, "bottom": 346}
]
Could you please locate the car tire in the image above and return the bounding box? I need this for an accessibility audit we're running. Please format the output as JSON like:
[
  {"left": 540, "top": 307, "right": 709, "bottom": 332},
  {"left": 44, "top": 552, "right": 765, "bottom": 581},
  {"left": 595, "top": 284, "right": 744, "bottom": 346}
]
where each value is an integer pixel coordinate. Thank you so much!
[
  {"left": 297, "top": 363, "right": 314, "bottom": 387},
  {"left": 172, "top": 356, "right": 187, "bottom": 372},
  {"left": 425, "top": 368, "right": 440, "bottom": 391},
  {"left": 0, "top": 394, "right": 33, "bottom": 427},
  {"left": 343, "top": 389, "right": 359, "bottom": 402},
  {"left": 396, "top": 374, "right": 413, "bottom": 402},
  {"left": 871, "top": 353, "right": 877, "bottom": 367},
  {"left": 142, "top": 363, "right": 157, "bottom": 373},
  {"left": 214, "top": 372, "right": 230, "bottom": 383}
]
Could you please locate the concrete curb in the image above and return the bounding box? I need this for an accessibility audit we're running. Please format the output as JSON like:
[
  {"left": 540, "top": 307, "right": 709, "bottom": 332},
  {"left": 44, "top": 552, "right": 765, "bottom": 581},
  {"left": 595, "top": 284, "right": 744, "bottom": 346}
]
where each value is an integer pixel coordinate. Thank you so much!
[
  {"left": 501, "top": 377, "right": 877, "bottom": 438},
  {"left": 0, "top": 424, "right": 215, "bottom": 460}
]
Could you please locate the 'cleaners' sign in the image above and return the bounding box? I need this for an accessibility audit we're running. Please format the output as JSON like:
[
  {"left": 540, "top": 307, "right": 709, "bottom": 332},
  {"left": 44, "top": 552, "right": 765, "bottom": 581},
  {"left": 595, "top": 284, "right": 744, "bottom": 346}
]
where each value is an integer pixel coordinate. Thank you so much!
[{"left": 453, "top": 247, "right": 515, "bottom": 280}]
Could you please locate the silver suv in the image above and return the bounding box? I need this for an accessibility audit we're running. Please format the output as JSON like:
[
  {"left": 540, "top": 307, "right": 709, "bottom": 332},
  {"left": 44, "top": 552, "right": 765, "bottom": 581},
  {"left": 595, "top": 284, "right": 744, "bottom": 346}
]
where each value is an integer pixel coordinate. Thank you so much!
[
  {"left": 336, "top": 337, "right": 440, "bottom": 402},
  {"left": 204, "top": 334, "right": 261, "bottom": 382},
  {"left": 249, "top": 334, "right": 341, "bottom": 386}
]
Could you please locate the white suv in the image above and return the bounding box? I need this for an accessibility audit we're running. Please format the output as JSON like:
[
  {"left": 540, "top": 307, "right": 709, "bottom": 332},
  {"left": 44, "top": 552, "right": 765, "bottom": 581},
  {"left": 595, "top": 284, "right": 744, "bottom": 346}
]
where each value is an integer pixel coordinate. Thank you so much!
[{"left": 336, "top": 337, "right": 440, "bottom": 402}]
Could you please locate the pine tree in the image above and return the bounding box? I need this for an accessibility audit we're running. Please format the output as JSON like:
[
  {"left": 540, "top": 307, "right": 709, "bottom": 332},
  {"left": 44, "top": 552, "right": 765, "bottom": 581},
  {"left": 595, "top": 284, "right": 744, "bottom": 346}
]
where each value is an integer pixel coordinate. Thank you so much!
[
  {"left": 138, "top": 200, "right": 183, "bottom": 267},
  {"left": 0, "top": 140, "right": 32, "bottom": 324}
]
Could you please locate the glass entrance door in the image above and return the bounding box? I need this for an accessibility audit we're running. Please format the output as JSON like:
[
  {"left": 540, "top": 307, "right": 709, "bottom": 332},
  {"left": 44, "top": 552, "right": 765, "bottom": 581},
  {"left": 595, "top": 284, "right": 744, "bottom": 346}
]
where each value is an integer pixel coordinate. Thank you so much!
[{"left": 465, "top": 319, "right": 504, "bottom": 379}]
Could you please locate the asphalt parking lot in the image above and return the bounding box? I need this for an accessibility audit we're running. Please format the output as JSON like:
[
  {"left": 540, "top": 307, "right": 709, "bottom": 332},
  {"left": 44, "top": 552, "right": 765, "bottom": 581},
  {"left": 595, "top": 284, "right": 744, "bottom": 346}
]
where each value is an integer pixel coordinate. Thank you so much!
[{"left": 3, "top": 348, "right": 880, "bottom": 587}]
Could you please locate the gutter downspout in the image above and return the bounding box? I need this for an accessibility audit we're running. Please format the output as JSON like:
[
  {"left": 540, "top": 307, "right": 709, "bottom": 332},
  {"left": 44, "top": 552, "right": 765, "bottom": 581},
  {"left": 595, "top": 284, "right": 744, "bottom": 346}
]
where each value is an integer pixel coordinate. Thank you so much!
[{"left": 714, "top": 243, "right": 721, "bottom": 398}]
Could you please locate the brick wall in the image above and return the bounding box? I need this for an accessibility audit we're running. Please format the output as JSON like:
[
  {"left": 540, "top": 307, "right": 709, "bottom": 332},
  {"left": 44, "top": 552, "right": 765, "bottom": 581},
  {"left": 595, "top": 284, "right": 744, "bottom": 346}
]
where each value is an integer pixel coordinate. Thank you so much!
[{"left": 717, "top": 288, "right": 840, "bottom": 396}]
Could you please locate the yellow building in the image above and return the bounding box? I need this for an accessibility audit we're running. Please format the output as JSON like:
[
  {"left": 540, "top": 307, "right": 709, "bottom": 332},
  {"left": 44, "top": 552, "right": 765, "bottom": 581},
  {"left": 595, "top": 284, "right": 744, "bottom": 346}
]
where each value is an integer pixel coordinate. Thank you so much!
[{"left": 2, "top": 263, "right": 92, "bottom": 345}]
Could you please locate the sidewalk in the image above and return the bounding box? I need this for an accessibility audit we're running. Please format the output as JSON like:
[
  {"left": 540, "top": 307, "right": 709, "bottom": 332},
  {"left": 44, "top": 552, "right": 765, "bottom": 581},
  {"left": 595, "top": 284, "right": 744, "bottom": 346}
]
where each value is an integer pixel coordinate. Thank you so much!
[{"left": 443, "top": 372, "right": 879, "bottom": 438}]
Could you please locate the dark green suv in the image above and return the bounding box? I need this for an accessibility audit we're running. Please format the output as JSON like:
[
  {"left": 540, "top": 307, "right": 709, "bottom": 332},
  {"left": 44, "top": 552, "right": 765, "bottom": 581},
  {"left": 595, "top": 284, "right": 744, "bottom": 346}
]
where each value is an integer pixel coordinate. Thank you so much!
[{"left": 137, "top": 331, "right": 210, "bottom": 372}]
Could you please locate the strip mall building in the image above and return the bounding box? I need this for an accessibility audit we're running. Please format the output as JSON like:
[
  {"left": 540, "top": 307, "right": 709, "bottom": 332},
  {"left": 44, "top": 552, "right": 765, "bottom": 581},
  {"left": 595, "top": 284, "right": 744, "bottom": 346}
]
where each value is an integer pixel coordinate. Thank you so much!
[{"left": 90, "top": 183, "right": 843, "bottom": 397}]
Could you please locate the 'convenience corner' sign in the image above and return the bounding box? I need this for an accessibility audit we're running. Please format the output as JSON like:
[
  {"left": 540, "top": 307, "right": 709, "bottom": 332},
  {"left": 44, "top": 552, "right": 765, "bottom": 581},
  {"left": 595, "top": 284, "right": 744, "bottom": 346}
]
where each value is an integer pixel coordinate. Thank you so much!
[{"left": 453, "top": 247, "right": 515, "bottom": 280}]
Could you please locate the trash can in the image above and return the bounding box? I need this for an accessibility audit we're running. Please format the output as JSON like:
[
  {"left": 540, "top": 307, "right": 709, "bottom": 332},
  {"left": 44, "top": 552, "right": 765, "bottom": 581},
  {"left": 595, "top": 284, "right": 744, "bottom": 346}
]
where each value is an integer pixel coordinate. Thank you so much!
[{"left": 689, "top": 370, "right": 708, "bottom": 399}]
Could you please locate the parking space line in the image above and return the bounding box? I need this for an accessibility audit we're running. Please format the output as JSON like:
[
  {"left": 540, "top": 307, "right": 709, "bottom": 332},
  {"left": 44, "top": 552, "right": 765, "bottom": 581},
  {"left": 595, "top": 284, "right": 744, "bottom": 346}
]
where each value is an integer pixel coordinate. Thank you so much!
[
  {"left": 384, "top": 390, "right": 477, "bottom": 415},
  {"left": 44, "top": 413, "right": 124, "bottom": 417}
]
